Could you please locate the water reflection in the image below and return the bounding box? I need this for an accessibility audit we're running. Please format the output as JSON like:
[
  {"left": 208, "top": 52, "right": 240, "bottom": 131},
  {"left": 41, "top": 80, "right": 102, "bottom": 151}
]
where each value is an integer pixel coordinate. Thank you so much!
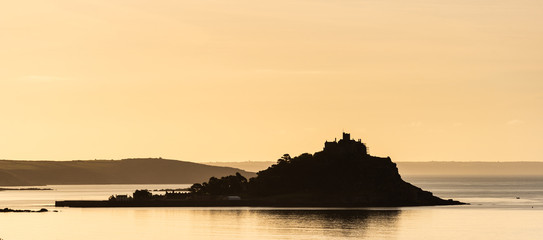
[
  {"left": 3, "top": 180, "right": 543, "bottom": 240},
  {"left": 189, "top": 209, "right": 401, "bottom": 239}
]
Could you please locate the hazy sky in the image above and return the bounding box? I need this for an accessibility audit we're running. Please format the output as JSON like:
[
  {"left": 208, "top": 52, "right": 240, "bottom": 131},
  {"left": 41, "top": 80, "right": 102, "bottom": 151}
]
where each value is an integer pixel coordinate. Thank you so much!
[{"left": 1, "top": 0, "right": 542, "bottom": 162}]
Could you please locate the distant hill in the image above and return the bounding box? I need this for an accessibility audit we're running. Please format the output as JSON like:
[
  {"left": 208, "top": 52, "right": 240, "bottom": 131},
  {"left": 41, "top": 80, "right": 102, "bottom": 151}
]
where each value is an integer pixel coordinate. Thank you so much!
[
  {"left": 0, "top": 158, "right": 256, "bottom": 186},
  {"left": 205, "top": 161, "right": 543, "bottom": 177}
]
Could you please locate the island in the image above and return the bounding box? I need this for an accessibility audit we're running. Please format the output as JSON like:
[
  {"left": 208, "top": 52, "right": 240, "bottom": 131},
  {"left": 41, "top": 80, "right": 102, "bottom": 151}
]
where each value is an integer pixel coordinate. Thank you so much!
[{"left": 56, "top": 133, "right": 465, "bottom": 207}]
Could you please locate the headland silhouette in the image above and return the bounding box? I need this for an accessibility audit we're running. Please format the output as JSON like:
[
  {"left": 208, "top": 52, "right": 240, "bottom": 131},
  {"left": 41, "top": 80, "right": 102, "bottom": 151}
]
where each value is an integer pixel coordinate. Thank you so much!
[{"left": 0, "top": 159, "right": 255, "bottom": 186}]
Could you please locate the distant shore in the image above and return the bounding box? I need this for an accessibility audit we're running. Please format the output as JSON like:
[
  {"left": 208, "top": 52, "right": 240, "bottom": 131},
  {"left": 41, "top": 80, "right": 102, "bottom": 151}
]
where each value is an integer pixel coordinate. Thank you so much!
[
  {"left": 0, "top": 158, "right": 255, "bottom": 186},
  {"left": 0, "top": 187, "right": 52, "bottom": 191}
]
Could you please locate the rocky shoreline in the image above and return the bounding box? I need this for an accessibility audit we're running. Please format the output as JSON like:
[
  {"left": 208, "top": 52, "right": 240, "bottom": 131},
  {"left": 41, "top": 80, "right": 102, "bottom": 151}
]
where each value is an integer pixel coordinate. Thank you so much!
[{"left": 0, "top": 208, "right": 51, "bottom": 213}]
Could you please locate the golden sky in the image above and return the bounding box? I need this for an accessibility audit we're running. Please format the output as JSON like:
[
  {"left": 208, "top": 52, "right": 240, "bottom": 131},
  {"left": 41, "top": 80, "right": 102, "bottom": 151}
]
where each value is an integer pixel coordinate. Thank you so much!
[{"left": 1, "top": 0, "right": 542, "bottom": 162}]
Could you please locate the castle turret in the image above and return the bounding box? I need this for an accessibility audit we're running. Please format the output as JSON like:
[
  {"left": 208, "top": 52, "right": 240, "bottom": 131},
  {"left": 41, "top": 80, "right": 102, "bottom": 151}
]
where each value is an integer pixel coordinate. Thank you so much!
[
  {"left": 323, "top": 132, "right": 368, "bottom": 157},
  {"left": 342, "top": 132, "right": 350, "bottom": 141}
]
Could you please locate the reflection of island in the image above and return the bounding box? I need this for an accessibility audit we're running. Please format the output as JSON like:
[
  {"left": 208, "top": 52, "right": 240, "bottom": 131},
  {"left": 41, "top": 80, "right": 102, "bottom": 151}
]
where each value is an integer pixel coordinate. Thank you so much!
[
  {"left": 56, "top": 133, "right": 465, "bottom": 207},
  {"left": 254, "top": 209, "right": 401, "bottom": 236}
]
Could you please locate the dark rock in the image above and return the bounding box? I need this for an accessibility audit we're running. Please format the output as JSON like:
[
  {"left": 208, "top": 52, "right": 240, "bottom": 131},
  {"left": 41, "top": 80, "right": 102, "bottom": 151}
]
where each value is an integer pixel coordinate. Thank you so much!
[
  {"left": 0, "top": 208, "right": 50, "bottom": 213},
  {"left": 246, "top": 132, "right": 465, "bottom": 206}
]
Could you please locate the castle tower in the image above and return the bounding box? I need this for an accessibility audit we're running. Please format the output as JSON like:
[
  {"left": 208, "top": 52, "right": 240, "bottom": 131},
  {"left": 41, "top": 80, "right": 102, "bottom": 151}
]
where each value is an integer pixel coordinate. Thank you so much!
[{"left": 342, "top": 132, "right": 350, "bottom": 141}]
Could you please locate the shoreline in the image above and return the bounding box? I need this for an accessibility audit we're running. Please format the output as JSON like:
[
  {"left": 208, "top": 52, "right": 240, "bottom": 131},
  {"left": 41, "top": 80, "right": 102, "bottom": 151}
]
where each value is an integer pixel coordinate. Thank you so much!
[
  {"left": 0, "top": 187, "right": 53, "bottom": 191},
  {"left": 55, "top": 199, "right": 465, "bottom": 208}
]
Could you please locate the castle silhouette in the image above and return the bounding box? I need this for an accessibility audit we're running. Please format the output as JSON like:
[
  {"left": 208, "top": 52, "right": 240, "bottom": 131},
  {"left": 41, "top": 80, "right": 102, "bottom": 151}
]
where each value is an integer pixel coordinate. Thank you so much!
[{"left": 323, "top": 132, "right": 368, "bottom": 156}]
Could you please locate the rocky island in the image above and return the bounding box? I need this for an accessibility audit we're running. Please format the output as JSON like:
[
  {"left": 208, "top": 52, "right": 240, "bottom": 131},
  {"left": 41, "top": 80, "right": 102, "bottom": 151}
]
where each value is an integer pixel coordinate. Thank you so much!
[{"left": 56, "top": 133, "right": 464, "bottom": 207}]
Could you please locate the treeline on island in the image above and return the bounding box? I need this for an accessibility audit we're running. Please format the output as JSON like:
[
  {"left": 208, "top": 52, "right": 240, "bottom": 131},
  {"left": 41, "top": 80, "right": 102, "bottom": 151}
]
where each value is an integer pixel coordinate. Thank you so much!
[{"left": 110, "top": 172, "right": 249, "bottom": 201}]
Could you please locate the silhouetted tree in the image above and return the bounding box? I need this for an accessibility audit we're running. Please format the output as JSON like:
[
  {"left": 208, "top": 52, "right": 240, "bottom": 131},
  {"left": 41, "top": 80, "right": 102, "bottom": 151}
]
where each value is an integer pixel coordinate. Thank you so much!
[
  {"left": 133, "top": 189, "right": 152, "bottom": 200},
  {"left": 189, "top": 172, "right": 248, "bottom": 196},
  {"left": 277, "top": 154, "right": 292, "bottom": 164},
  {"left": 189, "top": 183, "right": 204, "bottom": 194}
]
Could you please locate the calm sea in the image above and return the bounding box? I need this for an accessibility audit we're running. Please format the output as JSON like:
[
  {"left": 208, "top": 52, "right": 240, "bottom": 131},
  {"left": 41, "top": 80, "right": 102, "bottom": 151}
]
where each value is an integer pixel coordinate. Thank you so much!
[{"left": 1, "top": 176, "right": 542, "bottom": 240}]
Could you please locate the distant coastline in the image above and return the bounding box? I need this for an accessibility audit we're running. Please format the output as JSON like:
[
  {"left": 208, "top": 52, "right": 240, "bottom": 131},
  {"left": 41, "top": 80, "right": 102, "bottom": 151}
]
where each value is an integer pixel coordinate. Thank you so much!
[
  {"left": 0, "top": 158, "right": 255, "bottom": 186},
  {"left": 0, "top": 187, "right": 52, "bottom": 191},
  {"left": 2, "top": 159, "right": 541, "bottom": 187},
  {"left": 205, "top": 161, "right": 543, "bottom": 177}
]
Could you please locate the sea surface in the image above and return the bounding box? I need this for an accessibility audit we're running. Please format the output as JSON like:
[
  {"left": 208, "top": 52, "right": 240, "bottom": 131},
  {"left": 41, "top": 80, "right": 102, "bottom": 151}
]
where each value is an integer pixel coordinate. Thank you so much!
[{"left": 1, "top": 176, "right": 542, "bottom": 240}]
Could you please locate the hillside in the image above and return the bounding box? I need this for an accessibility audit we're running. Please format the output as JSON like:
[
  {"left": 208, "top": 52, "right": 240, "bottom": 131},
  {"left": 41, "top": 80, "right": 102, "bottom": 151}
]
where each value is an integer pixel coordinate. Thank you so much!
[
  {"left": 203, "top": 161, "right": 275, "bottom": 173},
  {"left": 0, "top": 158, "right": 255, "bottom": 186}
]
